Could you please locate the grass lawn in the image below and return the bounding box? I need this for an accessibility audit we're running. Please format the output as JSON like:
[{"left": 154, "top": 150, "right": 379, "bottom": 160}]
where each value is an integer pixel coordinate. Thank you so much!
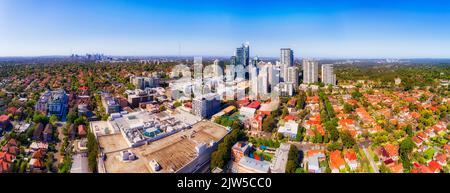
[{"left": 423, "top": 148, "right": 436, "bottom": 161}]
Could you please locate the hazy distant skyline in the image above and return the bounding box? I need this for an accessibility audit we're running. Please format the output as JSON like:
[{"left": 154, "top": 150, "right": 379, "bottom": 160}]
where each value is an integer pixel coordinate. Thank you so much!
[{"left": 1, "top": 0, "right": 450, "bottom": 58}]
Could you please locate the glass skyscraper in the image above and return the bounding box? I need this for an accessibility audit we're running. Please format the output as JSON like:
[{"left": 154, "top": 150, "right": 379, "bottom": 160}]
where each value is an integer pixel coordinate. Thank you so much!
[{"left": 234, "top": 42, "right": 250, "bottom": 67}]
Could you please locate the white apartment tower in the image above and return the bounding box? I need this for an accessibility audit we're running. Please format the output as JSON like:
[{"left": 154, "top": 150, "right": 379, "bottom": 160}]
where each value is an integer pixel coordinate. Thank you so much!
[
  {"left": 250, "top": 65, "right": 259, "bottom": 100},
  {"left": 321, "top": 64, "right": 336, "bottom": 86},
  {"left": 303, "top": 59, "right": 318, "bottom": 84},
  {"left": 280, "top": 48, "right": 294, "bottom": 82},
  {"left": 257, "top": 64, "right": 270, "bottom": 98},
  {"left": 286, "top": 66, "right": 299, "bottom": 87}
]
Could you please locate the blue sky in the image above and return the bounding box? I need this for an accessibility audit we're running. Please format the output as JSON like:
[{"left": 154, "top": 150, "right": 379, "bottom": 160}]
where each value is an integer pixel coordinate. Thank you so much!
[{"left": 1, "top": 0, "right": 450, "bottom": 58}]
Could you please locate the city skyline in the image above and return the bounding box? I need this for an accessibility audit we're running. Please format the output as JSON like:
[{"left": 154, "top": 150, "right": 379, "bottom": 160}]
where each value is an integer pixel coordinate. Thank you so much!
[{"left": 2, "top": 0, "right": 450, "bottom": 58}]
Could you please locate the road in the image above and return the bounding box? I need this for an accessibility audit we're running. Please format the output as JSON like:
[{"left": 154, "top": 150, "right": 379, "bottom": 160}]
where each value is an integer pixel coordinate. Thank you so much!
[
  {"left": 359, "top": 140, "right": 379, "bottom": 173},
  {"left": 53, "top": 121, "right": 66, "bottom": 170}
]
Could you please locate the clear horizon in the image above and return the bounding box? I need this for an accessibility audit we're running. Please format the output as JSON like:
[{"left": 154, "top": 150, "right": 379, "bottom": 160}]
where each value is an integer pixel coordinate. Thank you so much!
[
  {"left": 2, "top": 54, "right": 450, "bottom": 60},
  {"left": 1, "top": 0, "right": 450, "bottom": 58}
]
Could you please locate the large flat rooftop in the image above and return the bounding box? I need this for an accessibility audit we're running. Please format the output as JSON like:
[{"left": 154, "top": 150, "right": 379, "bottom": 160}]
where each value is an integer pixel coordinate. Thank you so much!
[
  {"left": 97, "top": 133, "right": 129, "bottom": 153},
  {"left": 101, "top": 121, "right": 229, "bottom": 173}
]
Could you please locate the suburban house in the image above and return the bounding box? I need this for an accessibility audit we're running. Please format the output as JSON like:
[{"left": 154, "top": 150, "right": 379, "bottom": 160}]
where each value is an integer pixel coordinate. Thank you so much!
[
  {"left": 344, "top": 150, "right": 358, "bottom": 171},
  {"left": 0, "top": 115, "right": 11, "bottom": 131},
  {"left": 329, "top": 150, "right": 346, "bottom": 173},
  {"left": 307, "top": 150, "right": 325, "bottom": 173},
  {"left": 28, "top": 149, "right": 46, "bottom": 173},
  {"left": 277, "top": 120, "right": 298, "bottom": 139},
  {"left": 434, "top": 153, "right": 447, "bottom": 166},
  {"left": 0, "top": 139, "right": 19, "bottom": 173}
]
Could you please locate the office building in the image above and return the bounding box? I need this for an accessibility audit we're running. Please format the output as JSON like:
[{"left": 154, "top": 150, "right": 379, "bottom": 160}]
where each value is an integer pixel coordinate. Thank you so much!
[
  {"left": 234, "top": 43, "right": 250, "bottom": 67},
  {"left": 235, "top": 47, "right": 245, "bottom": 66}
]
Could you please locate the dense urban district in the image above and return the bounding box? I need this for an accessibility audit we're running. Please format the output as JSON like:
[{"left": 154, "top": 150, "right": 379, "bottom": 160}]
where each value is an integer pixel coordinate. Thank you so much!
[{"left": 0, "top": 44, "right": 449, "bottom": 174}]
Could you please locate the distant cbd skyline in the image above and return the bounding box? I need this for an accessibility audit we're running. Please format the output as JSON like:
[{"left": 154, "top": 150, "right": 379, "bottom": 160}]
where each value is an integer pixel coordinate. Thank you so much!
[{"left": 1, "top": 0, "right": 450, "bottom": 58}]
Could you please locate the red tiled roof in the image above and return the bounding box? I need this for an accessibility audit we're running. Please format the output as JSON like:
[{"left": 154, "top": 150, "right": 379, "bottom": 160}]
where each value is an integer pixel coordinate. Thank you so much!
[
  {"left": 236, "top": 98, "right": 250, "bottom": 107},
  {"left": 247, "top": 101, "right": 261, "bottom": 109},
  {"left": 417, "top": 132, "right": 428, "bottom": 141},
  {"left": 306, "top": 120, "right": 320, "bottom": 125},
  {"left": 79, "top": 86, "right": 89, "bottom": 91},
  {"left": 306, "top": 96, "right": 319, "bottom": 103},
  {"left": 32, "top": 149, "right": 45, "bottom": 159},
  {"left": 7, "top": 139, "right": 18, "bottom": 146},
  {"left": 329, "top": 150, "right": 345, "bottom": 170},
  {"left": 0, "top": 115, "right": 9, "bottom": 122},
  {"left": 412, "top": 136, "right": 423, "bottom": 145},
  {"left": 412, "top": 163, "right": 433, "bottom": 173},
  {"left": 346, "top": 99, "right": 358, "bottom": 105},
  {"left": 316, "top": 125, "right": 325, "bottom": 136},
  {"left": 344, "top": 150, "right": 357, "bottom": 161},
  {"left": 428, "top": 160, "right": 442, "bottom": 173},
  {"left": 339, "top": 119, "right": 354, "bottom": 126},
  {"left": 284, "top": 115, "right": 297, "bottom": 122},
  {"left": 384, "top": 144, "right": 399, "bottom": 157},
  {"left": 0, "top": 160, "right": 11, "bottom": 172},
  {"left": 307, "top": 150, "right": 325, "bottom": 157},
  {"left": 435, "top": 153, "right": 447, "bottom": 164},
  {"left": 2, "top": 144, "right": 19, "bottom": 155},
  {"left": 0, "top": 152, "right": 15, "bottom": 163},
  {"left": 433, "top": 125, "right": 446, "bottom": 133},
  {"left": 336, "top": 113, "right": 349, "bottom": 119},
  {"left": 410, "top": 112, "right": 420, "bottom": 119},
  {"left": 444, "top": 144, "right": 450, "bottom": 154},
  {"left": 389, "top": 163, "right": 403, "bottom": 173},
  {"left": 6, "top": 107, "right": 18, "bottom": 114},
  {"left": 254, "top": 114, "right": 265, "bottom": 122}
]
